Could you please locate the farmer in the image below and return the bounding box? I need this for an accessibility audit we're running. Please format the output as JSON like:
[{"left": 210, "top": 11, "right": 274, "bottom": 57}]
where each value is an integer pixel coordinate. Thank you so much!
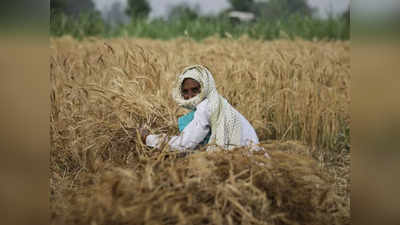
[{"left": 139, "top": 64, "right": 260, "bottom": 152}]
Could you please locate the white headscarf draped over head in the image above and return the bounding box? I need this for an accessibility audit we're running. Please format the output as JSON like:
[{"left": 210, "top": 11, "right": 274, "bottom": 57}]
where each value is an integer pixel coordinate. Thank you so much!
[{"left": 172, "top": 65, "right": 242, "bottom": 150}]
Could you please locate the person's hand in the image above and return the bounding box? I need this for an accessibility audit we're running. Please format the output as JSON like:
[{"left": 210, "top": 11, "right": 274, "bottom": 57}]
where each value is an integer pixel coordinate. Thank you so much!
[{"left": 138, "top": 127, "right": 150, "bottom": 143}]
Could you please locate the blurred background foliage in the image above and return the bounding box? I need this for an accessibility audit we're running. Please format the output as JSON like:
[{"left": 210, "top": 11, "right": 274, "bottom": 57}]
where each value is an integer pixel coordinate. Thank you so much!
[
  {"left": 50, "top": 0, "right": 350, "bottom": 40},
  {"left": 125, "top": 0, "right": 151, "bottom": 19}
]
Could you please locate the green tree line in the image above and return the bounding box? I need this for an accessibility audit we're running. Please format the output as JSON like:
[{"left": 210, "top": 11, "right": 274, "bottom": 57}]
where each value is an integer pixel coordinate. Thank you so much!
[{"left": 50, "top": 0, "right": 350, "bottom": 40}]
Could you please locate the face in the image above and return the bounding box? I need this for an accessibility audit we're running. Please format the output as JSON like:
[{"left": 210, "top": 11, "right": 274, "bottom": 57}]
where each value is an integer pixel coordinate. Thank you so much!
[{"left": 181, "top": 78, "right": 201, "bottom": 100}]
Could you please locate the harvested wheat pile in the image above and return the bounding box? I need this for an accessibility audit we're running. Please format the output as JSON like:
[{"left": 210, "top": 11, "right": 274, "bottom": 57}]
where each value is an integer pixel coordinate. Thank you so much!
[
  {"left": 50, "top": 36, "right": 350, "bottom": 225},
  {"left": 52, "top": 145, "right": 348, "bottom": 225}
]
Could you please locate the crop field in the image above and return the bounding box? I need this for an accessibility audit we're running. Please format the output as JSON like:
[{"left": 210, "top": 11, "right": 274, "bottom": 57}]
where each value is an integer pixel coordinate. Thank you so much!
[{"left": 50, "top": 36, "right": 350, "bottom": 225}]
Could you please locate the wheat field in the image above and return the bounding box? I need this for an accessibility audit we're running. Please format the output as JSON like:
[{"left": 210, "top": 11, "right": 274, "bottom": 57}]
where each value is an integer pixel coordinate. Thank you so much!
[{"left": 50, "top": 36, "right": 350, "bottom": 225}]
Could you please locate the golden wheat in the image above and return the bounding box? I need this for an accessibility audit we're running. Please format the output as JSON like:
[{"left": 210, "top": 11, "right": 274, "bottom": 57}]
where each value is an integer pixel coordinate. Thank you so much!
[{"left": 50, "top": 36, "right": 350, "bottom": 225}]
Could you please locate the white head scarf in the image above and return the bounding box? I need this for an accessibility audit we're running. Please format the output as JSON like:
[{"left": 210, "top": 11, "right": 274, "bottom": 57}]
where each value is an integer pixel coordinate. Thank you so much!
[{"left": 172, "top": 65, "right": 242, "bottom": 150}]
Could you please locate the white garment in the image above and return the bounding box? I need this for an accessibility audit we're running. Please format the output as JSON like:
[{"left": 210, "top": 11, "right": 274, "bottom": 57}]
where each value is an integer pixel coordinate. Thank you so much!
[
  {"left": 146, "top": 99, "right": 259, "bottom": 151},
  {"left": 172, "top": 65, "right": 243, "bottom": 150}
]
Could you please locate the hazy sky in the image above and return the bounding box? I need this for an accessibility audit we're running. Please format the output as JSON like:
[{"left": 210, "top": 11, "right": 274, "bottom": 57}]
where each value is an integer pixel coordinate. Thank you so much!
[
  {"left": 93, "top": 0, "right": 350, "bottom": 20},
  {"left": 308, "top": 0, "right": 349, "bottom": 17}
]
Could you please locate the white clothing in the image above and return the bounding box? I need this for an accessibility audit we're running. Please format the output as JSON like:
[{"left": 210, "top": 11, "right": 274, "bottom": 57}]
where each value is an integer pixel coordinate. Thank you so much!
[
  {"left": 171, "top": 65, "right": 243, "bottom": 150},
  {"left": 146, "top": 99, "right": 259, "bottom": 151}
]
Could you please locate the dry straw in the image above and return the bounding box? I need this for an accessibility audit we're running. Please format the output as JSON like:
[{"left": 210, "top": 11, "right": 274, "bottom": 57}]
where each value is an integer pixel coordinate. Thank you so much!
[{"left": 50, "top": 36, "right": 350, "bottom": 225}]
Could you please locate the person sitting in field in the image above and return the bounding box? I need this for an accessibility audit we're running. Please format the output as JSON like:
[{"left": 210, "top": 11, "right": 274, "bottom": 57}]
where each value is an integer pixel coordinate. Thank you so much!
[{"left": 139, "top": 64, "right": 260, "bottom": 152}]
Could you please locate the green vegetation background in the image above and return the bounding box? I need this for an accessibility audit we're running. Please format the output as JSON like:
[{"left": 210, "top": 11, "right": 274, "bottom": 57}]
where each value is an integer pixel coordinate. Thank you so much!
[{"left": 50, "top": 0, "right": 350, "bottom": 41}]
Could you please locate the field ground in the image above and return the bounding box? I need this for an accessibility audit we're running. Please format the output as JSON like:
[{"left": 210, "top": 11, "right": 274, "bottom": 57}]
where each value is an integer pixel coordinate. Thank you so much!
[{"left": 50, "top": 36, "right": 350, "bottom": 225}]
